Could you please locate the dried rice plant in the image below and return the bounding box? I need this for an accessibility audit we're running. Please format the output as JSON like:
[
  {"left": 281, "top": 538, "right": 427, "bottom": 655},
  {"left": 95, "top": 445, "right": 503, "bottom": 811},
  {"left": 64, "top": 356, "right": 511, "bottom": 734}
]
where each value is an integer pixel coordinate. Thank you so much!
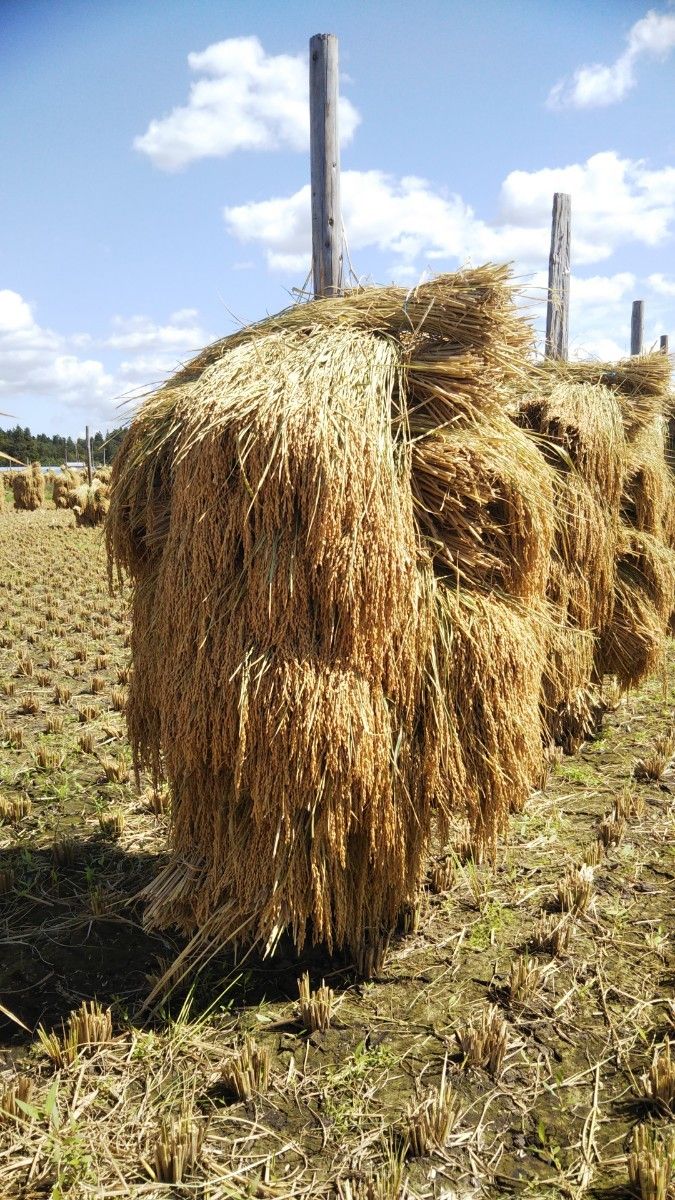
[
  {"left": 402, "top": 1059, "right": 459, "bottom": 1157},
  {"left": 599, "top": 530, "right": 675, "bottom": 690},
  {"left": 110, "top": 269, "right": 662, "bottom": 969},
  {"left": 220, "top": 1035, "right": 270, "bottom": 1101},
  {"left": 455, "top": 1005, "right": 508, "bottom": 1077},
  {"left": 297, "top": 972, "right": 335, "bottom": 1034},
  {"left": 150, "top": 1109, "right": 206, "bottom": 1184},
  {"left": 426, "top": 589, "right": 545, "bottom": 853},
  {"left": 540, "top": 607, "right": 598, "bottom": 754},
  {"left": 516, "top": 383, "right": 624, "bottom": 749},
  {"left": 555, "top": 865, "right": 594, "bottom": 915},
  {"left": 72, "top": 478, "right": 110, "bottom": 527},
  {"left": 52, "top": 469, "right": 81, "bottom": 509},
  {"left": 643, "top": 1040, "right": 675, "bottom": 1113},
  {"left": 115, "top": 325, "right": 437, "bottom": 962},
  {"left": 622, "top": 417, "right": 675, "bottom": 542},
  {"left": 12, "top": 462, "right": 44, "bottom": 511},
  {"left": 109, "top": 270, "right": 545, "bottom": 967},
  {"left": 627, "top": 1124, "right": 674, "bottom": 1200},
  {"left": 410, "top": 414, "right": 554, "bottom": 598},
  {"left": 536, "top": 353, "right": 672, "bottom": 440},
  {"left": 517, "top": 381, "right": 625, "bottom": 507},
  {"left": 0, "top": 1075, "right": 33, "bottom": 1122}
]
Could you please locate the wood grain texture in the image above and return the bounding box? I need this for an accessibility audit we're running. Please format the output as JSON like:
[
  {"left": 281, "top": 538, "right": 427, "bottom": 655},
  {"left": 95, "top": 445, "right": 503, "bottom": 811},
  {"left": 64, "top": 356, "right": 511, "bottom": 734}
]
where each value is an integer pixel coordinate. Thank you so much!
[
  {"left": 631, "top": 300, "right": 644, "bottom": 356},
  {"left": 309, "top": 34, "right": 343, "bottom": 298},
  {"left": 545, "top": 193, "right": 571, "bottom": 361}
]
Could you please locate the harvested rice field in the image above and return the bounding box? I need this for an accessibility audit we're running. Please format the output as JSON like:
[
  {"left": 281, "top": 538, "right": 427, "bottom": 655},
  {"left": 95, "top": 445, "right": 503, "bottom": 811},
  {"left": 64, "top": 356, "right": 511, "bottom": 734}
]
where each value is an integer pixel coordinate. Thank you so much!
[{"left": 0, "top": 506, "right": 674, "bottom": 1199}]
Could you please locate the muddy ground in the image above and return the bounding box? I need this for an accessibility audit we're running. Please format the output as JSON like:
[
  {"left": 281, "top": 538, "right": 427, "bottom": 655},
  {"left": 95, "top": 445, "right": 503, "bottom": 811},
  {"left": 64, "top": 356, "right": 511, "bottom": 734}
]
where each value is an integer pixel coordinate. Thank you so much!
[{"left": 0, "top": 506, "right": 673, "bottom": 1199}]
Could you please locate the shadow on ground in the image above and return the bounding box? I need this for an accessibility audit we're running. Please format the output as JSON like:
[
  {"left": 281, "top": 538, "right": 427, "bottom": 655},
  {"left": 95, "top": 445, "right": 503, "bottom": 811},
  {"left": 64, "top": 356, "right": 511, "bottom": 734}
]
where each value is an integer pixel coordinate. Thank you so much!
[{"left": 0, "top": 840, "right": 356, "bottom": 1044}]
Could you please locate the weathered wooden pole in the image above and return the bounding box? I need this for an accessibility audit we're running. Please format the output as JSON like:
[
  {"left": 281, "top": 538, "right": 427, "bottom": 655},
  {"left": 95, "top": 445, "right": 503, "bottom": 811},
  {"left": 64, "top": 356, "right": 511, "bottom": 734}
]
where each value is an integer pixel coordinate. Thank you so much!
[
  {"left": 85, "top": 425, "right": 93, "bottom": 486},
  {"left": 630, "top": 300, "right": 644, "bottom": 356},
  {"left": 545, "top": 192, "right": 571, "bottom": 360},
  {"left": 309, "top": 33, "right": 342, "bottom": 298},
  {"left": 660, "top": 334, "right": 669, "bottom": 354}
]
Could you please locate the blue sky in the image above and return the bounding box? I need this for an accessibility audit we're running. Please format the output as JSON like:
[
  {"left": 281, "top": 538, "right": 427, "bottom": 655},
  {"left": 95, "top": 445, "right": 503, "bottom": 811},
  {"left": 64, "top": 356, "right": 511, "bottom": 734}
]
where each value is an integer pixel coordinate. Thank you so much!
[{"left": 1, "top": 0, "right": 675, "bottom": 436}]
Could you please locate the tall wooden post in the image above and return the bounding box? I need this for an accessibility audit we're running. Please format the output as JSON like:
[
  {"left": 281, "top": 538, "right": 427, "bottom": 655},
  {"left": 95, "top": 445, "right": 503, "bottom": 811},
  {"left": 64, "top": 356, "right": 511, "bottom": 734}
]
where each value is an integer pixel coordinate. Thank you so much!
[
  {"left": 545, "top": 192, "right": 571, "bottom": 360},
  {"left": 309, "top": 33, "right": 342, "bottom": 298},
  {"left": 660, "top": 334, "right": 669, "bottom": 354},
  {"left": 85, "top": 425, "right": 93, "bottom": 486},
  {"left": 630, "top": 300, "right": 644, "bottom": 356}
]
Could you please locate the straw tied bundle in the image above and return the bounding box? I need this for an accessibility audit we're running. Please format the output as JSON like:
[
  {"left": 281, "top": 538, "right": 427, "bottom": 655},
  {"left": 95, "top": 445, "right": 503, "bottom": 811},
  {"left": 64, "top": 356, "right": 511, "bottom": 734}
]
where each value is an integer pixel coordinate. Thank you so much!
[{"left": 108, "top": 269, "right": 674, "bottom": 967}]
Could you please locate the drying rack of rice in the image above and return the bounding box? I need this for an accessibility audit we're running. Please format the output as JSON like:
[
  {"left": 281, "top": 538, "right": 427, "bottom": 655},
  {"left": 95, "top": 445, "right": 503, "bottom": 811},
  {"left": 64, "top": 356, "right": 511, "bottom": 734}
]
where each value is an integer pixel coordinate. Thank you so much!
[{"left": 107, "top": 269, "right": 674, "bottom": 973}]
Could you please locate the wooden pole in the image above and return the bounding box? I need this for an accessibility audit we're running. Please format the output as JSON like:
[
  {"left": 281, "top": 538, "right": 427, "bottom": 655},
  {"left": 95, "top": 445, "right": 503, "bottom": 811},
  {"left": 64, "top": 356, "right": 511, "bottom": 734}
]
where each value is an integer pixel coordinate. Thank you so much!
[
  {"left": 85, "top": 425, "right": 93, "bottom": 486},
  {"left": 630, "top": 300, "right": 644, "bottom": 356},
  {"left": 309, "top": 33, "right": 342, "bottom": 298},
  {"left": 545, "top": 192, "right": 571, "bottom": 360},
  {"left": 660, "top": 334, "right": 669, "bottom": 354}
]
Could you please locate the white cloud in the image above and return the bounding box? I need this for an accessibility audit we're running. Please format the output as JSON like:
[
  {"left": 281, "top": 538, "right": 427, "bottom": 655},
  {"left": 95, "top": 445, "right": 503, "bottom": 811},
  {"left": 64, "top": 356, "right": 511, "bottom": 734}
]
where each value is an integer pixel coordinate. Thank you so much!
[
  {"left": 134, "top": 35, "right": 360, "bottom": 171},
  {"left": 497, "top": 152, "right": 675, "bottom": 262},
  {"left": 571, "top": 272, "right": 636, "bottom": 305},
  {"left": 224, "top": 152, "right": 675, "bottom": 277},
  {"left": 0, "top": 291, "right": 114, "bottom": 417},
  {"left": 648, "top": 272, "right": 675, "bottom": 296},
  {"left": 0, "top": 290, "right": 34, "bottom": 334},
  {"left": 106, "top": 310, "right": 208, "bottom": 351},
  {"left": 0, "top": 295, "right": 215, "bottom": 431},
  {"left": 548, "top": 8, "right": 675, "bottom": 109}
]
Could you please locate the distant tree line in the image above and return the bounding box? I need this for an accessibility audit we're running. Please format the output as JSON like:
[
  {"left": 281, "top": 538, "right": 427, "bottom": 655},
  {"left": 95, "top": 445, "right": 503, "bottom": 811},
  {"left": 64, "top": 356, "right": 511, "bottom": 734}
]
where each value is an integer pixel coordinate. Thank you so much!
[{"left": 0, "top": 425, "right": 126, "bottom": 466}]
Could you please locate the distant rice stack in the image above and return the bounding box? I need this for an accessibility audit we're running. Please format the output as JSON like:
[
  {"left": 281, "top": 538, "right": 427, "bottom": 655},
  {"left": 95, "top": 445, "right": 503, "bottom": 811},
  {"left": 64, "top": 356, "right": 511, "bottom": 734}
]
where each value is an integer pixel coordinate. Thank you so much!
[
  {"left": 109, "top": 267, "right": 550, "bottom": 963},
  {"left": 53, "top": 469, "right": 82, "bottom": 510},
  {"left": 12, "top": 462, "right": 45, "bottom": 511},
  {"left": 72, "top": 478, "right": 110, "bottom": 527}
]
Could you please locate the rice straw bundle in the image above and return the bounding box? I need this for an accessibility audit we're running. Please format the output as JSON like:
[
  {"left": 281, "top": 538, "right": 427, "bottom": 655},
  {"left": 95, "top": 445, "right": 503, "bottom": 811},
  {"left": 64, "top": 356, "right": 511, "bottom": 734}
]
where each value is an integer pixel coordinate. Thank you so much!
[
  {"left": 599, "top": 528, "right": 675, "bottom": 688},
  {"left": 410, "top": 415, "right": 554, "bottom": 598},
  {"left": 621, "top": 417, "right": 675, "bottom": 544},
  {"left": 540, "top": 607, "right": 597, "bottom": 754},
  {"left": 517, "top": 381, "right": 625, "bottom": 508},
  {"left": 109, "top": 268, "right": 547, "bottom": 964},
  {"left": 515, "top": 382, "right": 625, "bottom": 748},
  {"left": 12, "top": 462, "right": 44, "bottom": 511},
  {"left": 0, "top": 479, "right": 4, "bottom": 512},
  {"left": 72, "top": 478, "right": 110, "bottom": 527},
  {"left": 538, "top": 353, "right": 672, "bottom": 440},
  {"left": 425, "top": 590, "right": 545, "bottom": 851},
  {"left": 547, "top": 472, "right": 616, "bottom": 634}
]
